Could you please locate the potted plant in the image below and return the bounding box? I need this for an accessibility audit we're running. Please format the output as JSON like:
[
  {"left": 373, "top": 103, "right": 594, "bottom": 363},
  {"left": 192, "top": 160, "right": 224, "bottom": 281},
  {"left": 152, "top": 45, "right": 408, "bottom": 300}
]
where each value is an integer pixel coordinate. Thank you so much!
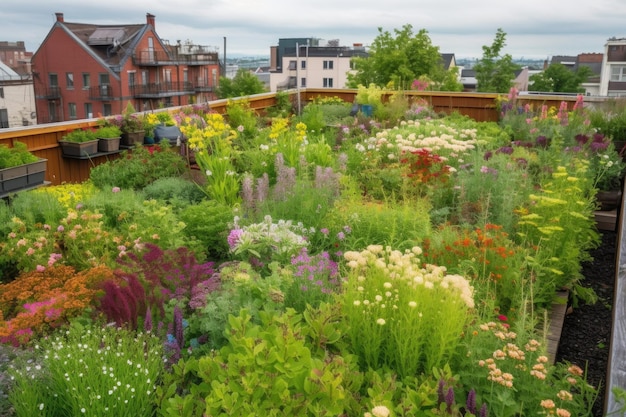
[
  {"left": 95, "top": 125, "right": 122, "bottom": 152},
  {"left": 118, "top": 102, "right": 145, "bottom": 147},
  {"left": 58, "top": 129, "right": 99, "bottom": 157},
  {"left": 0, "top": 141, "right": 47, "bottom": 193},
  {"left": 355, "top": 83, "right": 384, "bottom": 117}
]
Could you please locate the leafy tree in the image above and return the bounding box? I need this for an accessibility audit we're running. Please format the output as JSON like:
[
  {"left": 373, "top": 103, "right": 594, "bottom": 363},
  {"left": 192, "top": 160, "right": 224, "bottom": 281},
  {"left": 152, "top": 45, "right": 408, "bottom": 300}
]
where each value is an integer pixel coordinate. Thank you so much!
[
  {"left": 216, "top": 68, "right": 266, "bottom": 99},
  {"left": 348, "top": 24, "right": 460, "bottom": 90},
  {"left": 529, "top": 63, "right": 593, "bottom": 93},
  {"left": 474, "top": 28, "right": 521, "bottom": 93}
]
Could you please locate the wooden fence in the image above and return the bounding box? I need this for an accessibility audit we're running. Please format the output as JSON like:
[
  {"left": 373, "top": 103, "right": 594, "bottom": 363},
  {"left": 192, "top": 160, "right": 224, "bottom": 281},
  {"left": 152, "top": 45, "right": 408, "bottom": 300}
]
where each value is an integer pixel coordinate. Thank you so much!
[{"left": 0, "top": 89, "right": 596, "bottom": 186}]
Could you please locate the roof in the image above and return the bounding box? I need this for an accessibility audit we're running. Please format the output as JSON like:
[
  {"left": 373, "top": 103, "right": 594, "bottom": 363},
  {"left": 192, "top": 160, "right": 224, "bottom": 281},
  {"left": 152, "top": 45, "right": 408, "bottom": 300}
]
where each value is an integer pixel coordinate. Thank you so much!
[
  {"left": 440, "top": 53, "right": 455, "bottom": 69},
  {"left": 61, "top": 21, "right": 145, "bottom": 66},
  {"left": 0, "top": 60, "right": 22, "bottom": 81}
]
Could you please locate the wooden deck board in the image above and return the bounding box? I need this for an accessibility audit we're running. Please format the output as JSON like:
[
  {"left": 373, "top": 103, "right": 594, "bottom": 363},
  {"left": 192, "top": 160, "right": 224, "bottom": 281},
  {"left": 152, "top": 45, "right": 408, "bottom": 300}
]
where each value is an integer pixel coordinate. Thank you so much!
[
  {"left": 546, "top": 291, "right": 569, "bottom": 364},
  {"left": 605, "top": 189, "right": 625, "bottom": 415}
]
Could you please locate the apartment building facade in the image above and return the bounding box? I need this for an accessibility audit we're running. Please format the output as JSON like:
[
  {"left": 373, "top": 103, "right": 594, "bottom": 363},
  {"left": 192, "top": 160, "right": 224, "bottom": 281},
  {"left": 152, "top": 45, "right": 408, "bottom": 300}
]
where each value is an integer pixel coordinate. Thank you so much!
[
  {"left": 0, "top": 61, "right": 36, "bottom": 128},
  {"left": 268, "top": 38, "right": 368, "bottom": 91},
  {"left": 600, "top": 37, "right": 626, "bottom": 97},
  {"left": 32, "top": 12, "right": 220, "bottom": 124}
]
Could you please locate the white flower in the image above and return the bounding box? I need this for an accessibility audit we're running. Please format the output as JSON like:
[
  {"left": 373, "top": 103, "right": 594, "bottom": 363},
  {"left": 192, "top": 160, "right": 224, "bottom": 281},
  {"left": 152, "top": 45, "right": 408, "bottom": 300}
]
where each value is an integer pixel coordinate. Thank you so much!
[
  {"left": 376, "top": 318, "right": 386, "bottom": 326},
  {"left": 372, "top": 405, "right": 391, "bottom": 417},
  {"left": 205, "top": 169, "right": 212, "bottom": 176}
]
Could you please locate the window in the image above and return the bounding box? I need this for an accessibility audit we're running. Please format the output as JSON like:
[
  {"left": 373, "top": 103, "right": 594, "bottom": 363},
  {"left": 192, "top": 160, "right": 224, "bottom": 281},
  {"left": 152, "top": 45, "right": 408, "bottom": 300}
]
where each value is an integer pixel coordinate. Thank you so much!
[
  {"left": 66, "top": 73, "right": 74, "bottom": 89},
  {"left": 323, "top": 78, "right": 334, "bottom": 88},
  {"left": 68, "top": 103, "right": 77, "bottom": 119},
  {"left": 610, "top": 65, "right": 626, "bottom": 82},
  {"left": 288, "top": 60, "right": 297, "bottom": 70},
  {"left": 82, "top": 73, "right": 90, "bottom": 89},
  {"left": 0, "top": 109, "right": 8, "bottom": 128},
  {"left": 103, "top": 103, "right": 112, "bottom": 117},
  {"left": 301, "top": 61, "right": 306, "bottom": 70},
  {"left": 323, "top": 60, "right": 334, "bottom": 70},
  {"left": 0, "top": 87, "right": 3, "bottom": 98},
  {"left": 142, "top": 71, "right": 149, "bottom": 85},
  {"left": 84, "top": 103, "right": 93, "bottom": 119},
  {"left": 301, "top": 77, "right": 306, "bottom": 87},
  {"left": 128, "top": 71, "right": 136, "bottom": 86},
  {"left": 49, "top": 73, "right": 58, "bottom": 87}
]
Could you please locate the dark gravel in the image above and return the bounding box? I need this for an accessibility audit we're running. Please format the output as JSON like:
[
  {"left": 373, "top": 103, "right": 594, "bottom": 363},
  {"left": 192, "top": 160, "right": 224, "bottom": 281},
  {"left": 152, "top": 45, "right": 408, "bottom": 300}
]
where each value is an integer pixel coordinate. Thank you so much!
[{"left": 556, "top": 230, "right": 616, "bottom": 417}]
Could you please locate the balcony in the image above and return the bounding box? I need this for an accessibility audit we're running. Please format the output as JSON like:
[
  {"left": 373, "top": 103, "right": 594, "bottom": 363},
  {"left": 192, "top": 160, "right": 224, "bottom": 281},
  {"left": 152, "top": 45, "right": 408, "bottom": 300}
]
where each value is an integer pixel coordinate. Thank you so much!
[
  {"left": 133, "top": 50, "right": 174, "bottom": 66},
  {"left": 89, "top": 85, "right": 113, "bottom": 100},
  {"left": 130, "top": 82, "right": 194, "bottom": 98},
  {"left": 179, "top": 51, "right": 219, "bottom": 66},
  {"left": 193, "top": 80, "right": 214, "bottom": 92},
  {"left": 38, "top": 86, "right": 61, "bottom": 99}
]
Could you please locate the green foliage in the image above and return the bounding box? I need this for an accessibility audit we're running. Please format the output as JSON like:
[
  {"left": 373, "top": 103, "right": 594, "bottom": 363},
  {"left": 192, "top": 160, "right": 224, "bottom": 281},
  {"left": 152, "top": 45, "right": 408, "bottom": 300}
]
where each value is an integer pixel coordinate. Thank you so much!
[
  {"left": 142, "top": 177, "right": 206, "bottom": 206},
  {"left": 348, "top": 24, "right": 449, "bottom": 90},
  {"left": 61, "top": 129, "right": 97, "bottom": 143},
  {"left": 474, "top": 28, "right": 521, "bottom": 93},
  {"left": 94, "top": 125, "right": 122, "bottom": 138},
  {"left": 530, "top": 63, "right": 594, "bottom": 93},
  {"left": 0, "top": 141, "right": 39, "bottom": 169},
  {"left": 265, "top": 91, "right": 294, "bottom": 118},
  {"left": 178, "top": 200, "right": 233, "bottom": 261},
  {"left": 162, "top": 309, "right": 361, "bottom": 417},
  {"left": 89, "top": 143, "right": 187, "bottom": 190},
  {"left": 9, "top": 323, "right": 164, "bottom": 417},
  {"left": 216, "top": 68, "right": 266, "bottom": 99},
  {"left": 225, "top": 99, "right": 259, "bottom": 142}
]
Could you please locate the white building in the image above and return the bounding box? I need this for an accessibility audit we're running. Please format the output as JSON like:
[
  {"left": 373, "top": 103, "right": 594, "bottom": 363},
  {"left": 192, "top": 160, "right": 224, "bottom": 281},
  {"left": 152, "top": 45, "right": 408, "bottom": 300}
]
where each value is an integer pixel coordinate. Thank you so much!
[
  {"left": 268, "top": 38, "right": 368, "bottom": 92},
  {"left": 0, "top": 60, "right": 36, "bottom": 127}
]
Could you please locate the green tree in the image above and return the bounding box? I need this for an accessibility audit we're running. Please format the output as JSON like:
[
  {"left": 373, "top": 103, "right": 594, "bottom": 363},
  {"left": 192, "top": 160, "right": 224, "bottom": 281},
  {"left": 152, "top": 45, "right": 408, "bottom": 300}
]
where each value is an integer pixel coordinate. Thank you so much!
[
  {"left": 474, "top": 28, "right": 521, "bottom": 93},
  {"left": 529, "top": 63, "right": 593, "bottom": 93},
  {"left": 348, "top": 24, "right": 460, "bottom": 90},
  {"left": 216, "top": 68, "right": 266, "bottom": 99}
]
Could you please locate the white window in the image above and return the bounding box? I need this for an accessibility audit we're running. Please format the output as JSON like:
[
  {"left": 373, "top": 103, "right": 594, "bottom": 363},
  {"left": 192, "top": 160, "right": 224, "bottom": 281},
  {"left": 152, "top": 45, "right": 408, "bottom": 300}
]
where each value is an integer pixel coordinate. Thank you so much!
[
  {"left": 610, "top": 65, "right": 626, "bottom": 82},
  {"left": 66, "top": 73, "right": 74, "bottom": 89},
  {"left": 68, "top": 103, "right": 77, "bottom": 119}
]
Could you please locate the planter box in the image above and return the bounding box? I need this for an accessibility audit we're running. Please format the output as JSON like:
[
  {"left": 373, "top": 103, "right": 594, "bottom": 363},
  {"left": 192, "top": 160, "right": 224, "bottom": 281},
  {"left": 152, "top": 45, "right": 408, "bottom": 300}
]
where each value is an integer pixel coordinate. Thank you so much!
[
  {"left": 121, "top": 131, "right": 145, "bottom": 147},
  {"left": 0, "top": 159, "right": 47, "bottom": 193},
  {"left": 59, "top": 139, "right": 99, "bottom": 157},
  {"left": 98, "top": 137, "right": 121, "bottom": 152}
]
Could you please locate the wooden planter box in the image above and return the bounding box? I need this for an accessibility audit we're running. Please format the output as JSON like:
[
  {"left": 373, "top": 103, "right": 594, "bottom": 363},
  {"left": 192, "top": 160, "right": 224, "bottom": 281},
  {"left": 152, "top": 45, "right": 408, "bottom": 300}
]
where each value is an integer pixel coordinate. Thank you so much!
[
  {"left": 59, "top": 139, "right": 99, "bottom": 157},
  {"left": 0, "top": 159, "right": 47, "bottom": 193},
  {"left": 121, "top": 131, "right": 145, "bottom": 147},
  {"left": 98, "top": 137, "right": 121, "bottom": 152}
]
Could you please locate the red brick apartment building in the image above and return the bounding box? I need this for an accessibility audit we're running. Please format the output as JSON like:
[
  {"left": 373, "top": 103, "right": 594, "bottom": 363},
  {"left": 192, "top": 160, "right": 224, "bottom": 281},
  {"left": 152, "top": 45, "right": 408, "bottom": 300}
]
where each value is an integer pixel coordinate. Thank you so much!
[{"left": 32, "top": 12, "right": 221, "bottom": 124}]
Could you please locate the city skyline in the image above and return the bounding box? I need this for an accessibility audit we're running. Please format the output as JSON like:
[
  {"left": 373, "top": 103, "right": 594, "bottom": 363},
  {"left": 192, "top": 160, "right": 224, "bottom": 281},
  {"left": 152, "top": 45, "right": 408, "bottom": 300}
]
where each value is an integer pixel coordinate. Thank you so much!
[{"left": 2, "top": 1, "right": 625, "bottom": 60}]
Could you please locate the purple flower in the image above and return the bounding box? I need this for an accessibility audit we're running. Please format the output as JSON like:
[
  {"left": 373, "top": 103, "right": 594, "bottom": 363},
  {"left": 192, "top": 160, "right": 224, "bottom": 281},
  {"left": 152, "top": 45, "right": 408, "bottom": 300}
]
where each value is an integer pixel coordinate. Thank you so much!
[
  {"left": 227, "top": 229, "right": 244, "bottom": 249},
  {"left": 320, "top": 228, "right": 329, "bottom": 235},
  {"left": 337, "top": 232, "right": 345, "bottom": 240}
]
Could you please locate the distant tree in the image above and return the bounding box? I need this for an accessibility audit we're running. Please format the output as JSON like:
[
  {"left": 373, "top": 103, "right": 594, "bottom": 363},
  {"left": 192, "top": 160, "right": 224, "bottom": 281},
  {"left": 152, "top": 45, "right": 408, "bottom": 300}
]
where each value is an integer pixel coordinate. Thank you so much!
[
  {"left": 474, "top": 28, "right": 521, "bottom": 93},
  {"left": 529, "top": 63, "right": 593, "bottom": 93},
  {"left": 216, "top": 68, "right": 266, "bottom": 99},
  {"left": 348, "top": 24, "right": 460, "bottom": 91}
]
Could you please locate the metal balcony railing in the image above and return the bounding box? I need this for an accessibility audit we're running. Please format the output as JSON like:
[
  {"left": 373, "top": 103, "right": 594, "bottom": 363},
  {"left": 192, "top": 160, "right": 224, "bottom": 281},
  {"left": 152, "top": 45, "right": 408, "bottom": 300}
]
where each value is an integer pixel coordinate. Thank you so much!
[
  {"left": 130, "top": 82, "right": 194, "bottom": 98},
  {"left": 88, "top": 84, "right": 113, "bottom": 100}
]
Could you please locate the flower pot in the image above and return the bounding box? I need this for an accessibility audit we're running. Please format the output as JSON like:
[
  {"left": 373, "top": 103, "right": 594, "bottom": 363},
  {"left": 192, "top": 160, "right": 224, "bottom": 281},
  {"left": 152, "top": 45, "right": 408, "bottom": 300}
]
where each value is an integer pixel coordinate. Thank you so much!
[
  {"left": 98, "top": 137, "right": 121, "bottom": 152},
  {"left": 361, "top": 104, "right": 373, "bottom": 117},
  {"left": 59, "top": 139, "right": 99, "bottom": 157},
  {"left": 596, "top": 189, "right": 622, "bottom": 211},
  {"left": 121, "top": 130, "right": 145, "bottom": 147},
  {"left": 0, "top": 159, "right": 47, "bottom": 193}
]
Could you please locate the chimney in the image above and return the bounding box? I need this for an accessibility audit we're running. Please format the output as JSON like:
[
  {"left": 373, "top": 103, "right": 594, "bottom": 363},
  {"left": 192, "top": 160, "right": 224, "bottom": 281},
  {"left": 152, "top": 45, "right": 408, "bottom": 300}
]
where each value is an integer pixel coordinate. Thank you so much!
[
  {"left": 146, "top": 13, "right": 155, "bottom": 28},
  {"left": 55, "top": 12, "right": 64, "bottom": 23}
]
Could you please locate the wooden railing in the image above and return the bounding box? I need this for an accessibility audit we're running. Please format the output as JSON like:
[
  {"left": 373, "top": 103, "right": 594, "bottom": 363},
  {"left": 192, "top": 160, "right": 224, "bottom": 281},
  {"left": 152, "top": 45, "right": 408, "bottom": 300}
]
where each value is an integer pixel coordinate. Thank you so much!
[{"left": 0, "top": 89, "right": 601, "bottom": 186}]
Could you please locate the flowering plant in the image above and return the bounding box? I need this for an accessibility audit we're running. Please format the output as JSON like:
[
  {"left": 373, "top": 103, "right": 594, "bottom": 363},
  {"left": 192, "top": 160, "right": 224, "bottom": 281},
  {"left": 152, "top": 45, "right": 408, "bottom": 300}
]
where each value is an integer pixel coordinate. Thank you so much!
[{"left": 227, "top": 215, "right": 310, "bottom": 269}]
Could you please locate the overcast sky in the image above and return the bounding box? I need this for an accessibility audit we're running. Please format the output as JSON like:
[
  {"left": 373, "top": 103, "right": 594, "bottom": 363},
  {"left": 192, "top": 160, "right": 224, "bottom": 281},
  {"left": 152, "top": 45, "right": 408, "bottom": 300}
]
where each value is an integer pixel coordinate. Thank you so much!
[{"left": 2, "top": 0, "right": 625, "bottom": 60}]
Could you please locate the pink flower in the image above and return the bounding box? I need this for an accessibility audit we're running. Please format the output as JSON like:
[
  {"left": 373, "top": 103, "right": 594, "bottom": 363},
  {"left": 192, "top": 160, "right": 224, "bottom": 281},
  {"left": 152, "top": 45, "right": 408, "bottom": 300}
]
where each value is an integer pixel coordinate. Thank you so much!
[
  {"left": 57, "top": 225, "right": 65, "bottom": 232},
  {"left": 112, "top": 187, "right": 121, "bottom": 193},
  {"left": 36, "top": 265, "right": 46, "bottom": 272}
]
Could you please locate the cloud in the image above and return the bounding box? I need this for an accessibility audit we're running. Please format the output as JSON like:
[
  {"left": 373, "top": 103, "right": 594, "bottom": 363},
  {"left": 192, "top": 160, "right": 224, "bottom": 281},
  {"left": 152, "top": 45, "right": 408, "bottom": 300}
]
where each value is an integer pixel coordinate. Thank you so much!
[{"left": 2, "top": 0, "right": 624, "bottom": 59}]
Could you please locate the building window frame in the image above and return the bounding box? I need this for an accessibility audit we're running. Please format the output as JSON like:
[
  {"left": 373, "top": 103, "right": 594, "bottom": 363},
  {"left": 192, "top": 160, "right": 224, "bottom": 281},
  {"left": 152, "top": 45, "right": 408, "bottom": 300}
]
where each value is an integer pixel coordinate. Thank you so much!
[
  {"left": 323, "top": 77, "right": 334, "bottom": 88},
  {"left": 68, "top": 103, "right": 77, "bottom": 119},
  {"left": 66, "top": 72, "right": 74, "bottom": 89},
  {"left": 82, "top": 73, "right": 90, "bottom": 89},
  {"left": 323, "top": 60, "right": 334, "bottom": 70},
  {"left": 610, "top": 65, "right": 626, "bottom": 82}
]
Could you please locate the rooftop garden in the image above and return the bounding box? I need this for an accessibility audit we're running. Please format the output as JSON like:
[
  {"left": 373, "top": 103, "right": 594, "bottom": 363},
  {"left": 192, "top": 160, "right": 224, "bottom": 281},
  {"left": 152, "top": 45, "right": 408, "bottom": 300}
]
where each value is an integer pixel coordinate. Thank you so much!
[{"left": 0, "top": 89, "right": 622, "bottom": 416}]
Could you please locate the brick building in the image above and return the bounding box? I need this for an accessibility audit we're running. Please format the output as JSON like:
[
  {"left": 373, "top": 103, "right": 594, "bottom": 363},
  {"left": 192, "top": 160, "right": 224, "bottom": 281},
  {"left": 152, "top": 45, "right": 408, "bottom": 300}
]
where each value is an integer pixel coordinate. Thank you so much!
[{"left": 32, "top": 12, "right": 221, "bottom": 123}]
